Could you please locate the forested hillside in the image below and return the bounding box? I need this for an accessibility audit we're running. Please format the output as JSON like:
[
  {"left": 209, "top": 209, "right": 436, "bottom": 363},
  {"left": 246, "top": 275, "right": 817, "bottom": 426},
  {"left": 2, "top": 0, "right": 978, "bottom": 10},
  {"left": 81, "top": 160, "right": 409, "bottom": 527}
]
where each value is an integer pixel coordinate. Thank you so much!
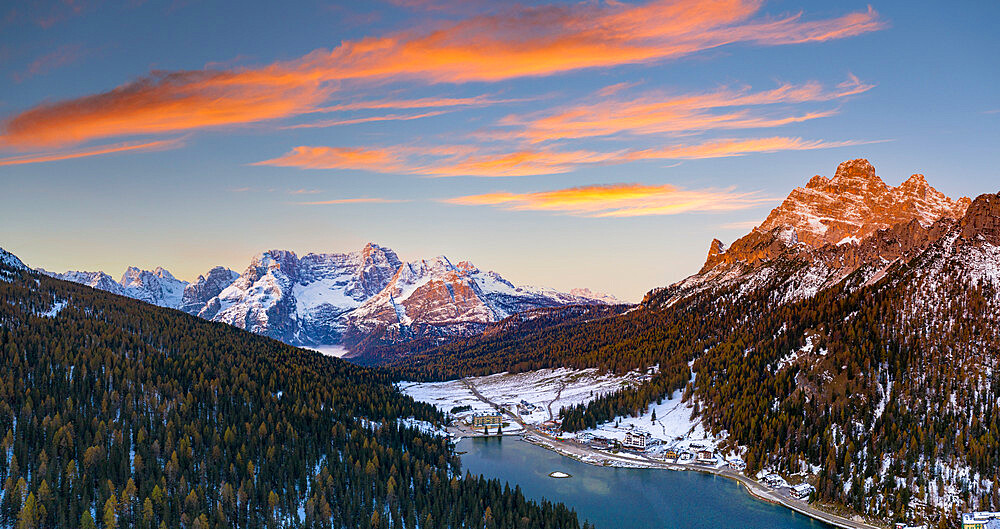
[{"left": 0, "top": 254, "right": 583, "bottom": 529}]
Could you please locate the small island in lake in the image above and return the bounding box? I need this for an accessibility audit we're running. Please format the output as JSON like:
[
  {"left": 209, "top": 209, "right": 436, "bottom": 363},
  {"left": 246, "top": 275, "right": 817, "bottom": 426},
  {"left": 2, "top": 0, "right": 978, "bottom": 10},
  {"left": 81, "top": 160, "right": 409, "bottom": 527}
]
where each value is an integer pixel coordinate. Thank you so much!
[{"left": 548, "top": 471, "right": 571, "bottom": 479}]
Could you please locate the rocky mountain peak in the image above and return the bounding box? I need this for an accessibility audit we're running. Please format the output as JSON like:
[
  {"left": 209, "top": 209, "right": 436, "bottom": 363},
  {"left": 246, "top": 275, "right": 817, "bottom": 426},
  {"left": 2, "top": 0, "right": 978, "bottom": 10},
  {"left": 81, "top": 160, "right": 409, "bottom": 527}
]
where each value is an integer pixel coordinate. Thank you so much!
[
  {"left": 829, "top": 158, "right": 885, "bottom": 191},
  {"left": 754, "top": 159, "right": 969, "bottom": 249},
  {"left": 153, "top": 266, "right": 176, "bottom": 280},
  {"left": 120, "top": 266, "right": 143, "bottom": 286},
  {"left": 707, "top": 239, "right": 726, "bottom": 259},
  {"left": 245, "top": 250, "right": 298, "bottom": 281}
]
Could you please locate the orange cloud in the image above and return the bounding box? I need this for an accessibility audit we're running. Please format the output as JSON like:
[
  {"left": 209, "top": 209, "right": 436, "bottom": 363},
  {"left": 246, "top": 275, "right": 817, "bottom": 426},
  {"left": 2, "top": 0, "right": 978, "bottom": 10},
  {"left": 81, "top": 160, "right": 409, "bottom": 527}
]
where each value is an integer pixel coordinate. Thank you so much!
[
  {"left": 256, "top": 135, "right": 861, "bottom": 177},
  {"left": 1, "top": 70, "right": 329, "bottom": 148},
  {"left": 1, "top": 0, "right": 883, "bottom": 148},
  {"left": 503, "top": 77, "right": 872, "bottom": 142},
  {"left": 627, "top": 136, "right": 862, "bottom": 160},
  {"left": 0, "top": 138, "right": 183, "bottom": 166},
  {"left": 253, "top": 146, "right": 408, "bottom": 172},
  {"left": 414, "top": 149, "right": 624, "bottom": 177},
  {"left": 444, "top": 183, "right": 774, "bottom": 217},
  {"left": 303, "top": 1, "right": 881, "bottom": 83}
]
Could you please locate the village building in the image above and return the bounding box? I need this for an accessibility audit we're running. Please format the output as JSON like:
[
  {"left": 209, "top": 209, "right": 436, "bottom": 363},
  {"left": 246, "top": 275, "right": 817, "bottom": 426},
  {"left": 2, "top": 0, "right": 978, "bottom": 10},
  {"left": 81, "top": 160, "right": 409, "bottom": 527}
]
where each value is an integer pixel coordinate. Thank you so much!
[
  {"left": 696, "top": 450, "right": 716, "bottom": 464},
  {"left": 762, "top": 474, "right": 787, "bottom": 488},
  {"left": 471, "top": 412, "right": 502, "bottom": 429},
  {"left": 726, "top": 456, "right": 747, "bottom": 471},
  {"left": 963, "top": 512, "right": 1000, "bottom": 529},
  {"left": 622, "top": 431, "right": 649, "bottom": 450},
  {"left": 588, "top": 437, "right": 612, "bottom": 450},
  {"left": 790, "top": 483, "right": 814, "bottom": 500},
  {"left": 663, "top": 449, "right": 680, "bottom": 460}
]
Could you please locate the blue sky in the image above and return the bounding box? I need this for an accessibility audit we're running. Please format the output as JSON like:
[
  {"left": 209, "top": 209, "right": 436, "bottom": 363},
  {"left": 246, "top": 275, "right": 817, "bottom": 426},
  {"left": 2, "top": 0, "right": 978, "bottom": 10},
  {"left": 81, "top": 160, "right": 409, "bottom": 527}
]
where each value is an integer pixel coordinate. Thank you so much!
[{"left": 1, "top": 0, "right": 997, "bottom": 301}]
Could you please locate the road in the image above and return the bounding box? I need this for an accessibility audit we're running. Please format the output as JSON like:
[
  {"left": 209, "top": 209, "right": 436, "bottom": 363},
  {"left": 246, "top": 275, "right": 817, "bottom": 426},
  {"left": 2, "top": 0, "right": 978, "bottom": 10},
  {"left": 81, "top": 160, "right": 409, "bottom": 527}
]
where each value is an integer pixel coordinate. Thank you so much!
[{"left": 457, "top": 377, "right": 885, "bottom": 529}]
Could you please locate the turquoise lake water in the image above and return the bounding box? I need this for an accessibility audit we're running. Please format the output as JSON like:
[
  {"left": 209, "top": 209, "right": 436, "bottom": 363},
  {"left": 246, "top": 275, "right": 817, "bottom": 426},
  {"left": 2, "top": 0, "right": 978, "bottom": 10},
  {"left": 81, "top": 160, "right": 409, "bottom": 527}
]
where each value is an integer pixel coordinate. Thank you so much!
[{"left": 457, "top": 437, "right": 834, "bottom": 529}]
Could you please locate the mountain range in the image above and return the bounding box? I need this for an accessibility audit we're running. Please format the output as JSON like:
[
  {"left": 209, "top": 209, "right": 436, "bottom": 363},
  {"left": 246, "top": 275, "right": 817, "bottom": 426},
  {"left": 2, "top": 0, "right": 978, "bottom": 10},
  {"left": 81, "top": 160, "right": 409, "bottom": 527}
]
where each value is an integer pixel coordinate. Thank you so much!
[{"left": 39, "top": 244, "right": 616, "bottom": 349}]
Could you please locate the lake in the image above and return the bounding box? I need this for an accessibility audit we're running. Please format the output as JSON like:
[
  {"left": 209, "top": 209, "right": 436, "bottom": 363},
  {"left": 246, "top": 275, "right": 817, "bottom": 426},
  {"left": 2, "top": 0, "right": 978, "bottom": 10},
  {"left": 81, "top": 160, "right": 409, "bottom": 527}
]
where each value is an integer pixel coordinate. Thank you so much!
[{"left": 457, "top": 437, "right": 834, "bottom": 529}]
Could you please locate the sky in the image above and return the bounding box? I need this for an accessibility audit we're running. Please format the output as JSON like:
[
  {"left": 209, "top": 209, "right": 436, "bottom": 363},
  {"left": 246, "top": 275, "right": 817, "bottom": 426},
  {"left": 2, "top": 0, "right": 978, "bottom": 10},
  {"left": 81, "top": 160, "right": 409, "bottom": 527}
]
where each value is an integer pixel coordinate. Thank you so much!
[{"left": 1, "top": 0, "right": 998, "bottom": 302}]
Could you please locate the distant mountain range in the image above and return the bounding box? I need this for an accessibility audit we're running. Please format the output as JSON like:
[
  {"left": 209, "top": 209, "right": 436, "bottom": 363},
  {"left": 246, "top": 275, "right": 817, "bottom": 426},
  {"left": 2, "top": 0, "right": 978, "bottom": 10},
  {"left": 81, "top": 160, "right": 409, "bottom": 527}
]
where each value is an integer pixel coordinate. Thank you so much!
[{"left": 37, "top": 244, "right": 616, "bottom": 349}]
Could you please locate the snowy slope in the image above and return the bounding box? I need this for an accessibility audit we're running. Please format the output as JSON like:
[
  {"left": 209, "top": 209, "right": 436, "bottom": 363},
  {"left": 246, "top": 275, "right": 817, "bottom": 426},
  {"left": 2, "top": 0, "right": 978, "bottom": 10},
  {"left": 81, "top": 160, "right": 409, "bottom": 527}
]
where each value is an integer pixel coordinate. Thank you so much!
[
  {"left": 0, "top": 247, "right": 29, "bottom": 282},
  {"left": 0, "top": 248, "right": 28, "bottom": 271}
]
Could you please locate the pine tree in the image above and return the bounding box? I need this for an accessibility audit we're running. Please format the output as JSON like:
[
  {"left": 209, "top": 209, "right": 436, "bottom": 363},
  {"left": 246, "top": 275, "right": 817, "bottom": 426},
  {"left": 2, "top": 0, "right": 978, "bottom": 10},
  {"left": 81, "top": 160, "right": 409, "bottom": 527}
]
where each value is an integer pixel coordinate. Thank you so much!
[
  {"left": 80, "top": 510, "right": 97, "bottom": 529},
  {"left": 17, "top": 492, "right": 39, "bottom": 529}
]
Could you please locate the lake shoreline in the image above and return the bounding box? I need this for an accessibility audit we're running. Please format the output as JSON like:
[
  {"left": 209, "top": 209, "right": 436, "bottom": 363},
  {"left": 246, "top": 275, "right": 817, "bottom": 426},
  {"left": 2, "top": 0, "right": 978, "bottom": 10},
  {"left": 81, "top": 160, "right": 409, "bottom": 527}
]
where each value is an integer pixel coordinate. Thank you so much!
[{"left": 504, "top": 432, "right": 886, "bottom": 529}]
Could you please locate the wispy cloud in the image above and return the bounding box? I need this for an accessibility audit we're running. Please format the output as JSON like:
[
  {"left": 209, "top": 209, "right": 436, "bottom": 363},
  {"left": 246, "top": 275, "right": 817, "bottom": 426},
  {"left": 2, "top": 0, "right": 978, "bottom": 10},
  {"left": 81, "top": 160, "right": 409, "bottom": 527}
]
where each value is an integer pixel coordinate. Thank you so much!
[
  {"left": 625, "top": 136, "right": 866, "bottom": 161},
  {"left": 253, "top": 146, "right": 408, "bottom": 173},
  {"left": 596, "top": 81, "right": 640, "bottom": 97},
  {"left": 256, "top": 135, "right": 865, "bottom": 177},
  {"left": 444, "top": 183, "right": 776, "bottom": 217},
  {"left": 13, "top": 43, "right": 88, "bottom": 82},
  {"left": 316, "top": 94, "right": 520, "bottom": 112},
  {"left": 296, "top": 198, "right": 409, "bottom": 205},
  {"left": 283, "top": 111, "right": 449, "bottom": 129},
  {"left": 288, "top": 188, "right": 322, "bottom": 195},
  {"left": 719, "top": 219, "right": 761, "bottom": 230},
  {"left": 500, "top": 77, "right": 872, "bottom": 143},
  {"left": 0, "top": 0, "right": 884, "bottom": 148},
  {"left": 0, "top": 137, "right": 183, "bottom": 166}
]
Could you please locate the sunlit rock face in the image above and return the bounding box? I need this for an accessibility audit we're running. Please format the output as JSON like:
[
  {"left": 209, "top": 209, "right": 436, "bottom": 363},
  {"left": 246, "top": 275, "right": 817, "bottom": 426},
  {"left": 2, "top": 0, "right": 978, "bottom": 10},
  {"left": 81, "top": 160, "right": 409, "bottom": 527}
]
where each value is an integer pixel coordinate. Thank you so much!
[
  {"left": 647, "top": 159, "right": 987, "bottom": 308},
  {"left": 756, "top": 158, "right": 970, "bottom": 249}
]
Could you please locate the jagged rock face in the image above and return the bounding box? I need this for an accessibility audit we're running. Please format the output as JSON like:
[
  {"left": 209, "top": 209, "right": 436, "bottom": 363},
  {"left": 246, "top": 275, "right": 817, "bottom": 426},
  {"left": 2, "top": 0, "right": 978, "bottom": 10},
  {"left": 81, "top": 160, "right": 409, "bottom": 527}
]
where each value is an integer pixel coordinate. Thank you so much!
[
  {"left": 652, "top": 160, "right": 987, "bottom": 308},
  {"left": 208, "top": 250, "right": 302, "bottom": 342},
  {"left": 180, "top": 266, "right": 239, "bottom": 314},
  {"left": 756, "top": 159, "right": 970, "bottom": 249},
  {"left": 119, "top": 266, "right": 188, "bottom": 308},
  {"left": 344, "top": 255, "right": 612, "bottom": 344},
  {"left": 959, "top": 192, "right": 1000, "bottom": 245}
]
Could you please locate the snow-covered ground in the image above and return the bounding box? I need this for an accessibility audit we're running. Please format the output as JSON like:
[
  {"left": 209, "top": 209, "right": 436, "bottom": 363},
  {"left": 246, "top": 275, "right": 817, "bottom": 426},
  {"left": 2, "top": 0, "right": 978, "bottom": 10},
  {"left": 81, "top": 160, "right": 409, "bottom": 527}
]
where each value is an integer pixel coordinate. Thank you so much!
[
  {"left": 39, "top": 299, "right": 68, "bottom": 318},
  {"left": 401, "top": 367, "right": 732, "bottom": 466},
  {"left": 400, "top": 367, "right": 654, "bottom": 425},
  {"left": 307, "top": 344, "right": 350, "bottom": 357},
  {"left": 574, "top": 380, "right": 727, "bottom": 461}
]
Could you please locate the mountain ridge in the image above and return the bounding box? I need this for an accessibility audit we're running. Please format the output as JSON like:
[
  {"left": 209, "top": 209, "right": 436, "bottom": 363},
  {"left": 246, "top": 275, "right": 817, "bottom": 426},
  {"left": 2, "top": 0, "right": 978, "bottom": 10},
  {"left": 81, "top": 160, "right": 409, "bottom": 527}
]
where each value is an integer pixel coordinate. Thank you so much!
[
  {"left": 648, "top": 159, "right": 977, "bottom": 308},
  {"left": 36, "top": 242, "right": 616, "bottom": 348}
]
